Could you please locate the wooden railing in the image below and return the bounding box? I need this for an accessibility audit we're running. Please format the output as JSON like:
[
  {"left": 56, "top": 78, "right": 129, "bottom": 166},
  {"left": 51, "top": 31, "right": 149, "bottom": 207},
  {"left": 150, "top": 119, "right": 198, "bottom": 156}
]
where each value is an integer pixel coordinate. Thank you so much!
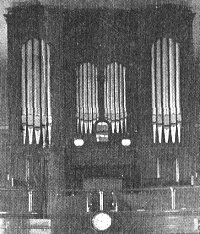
[
  {"left": 53, "top": 185, "right": 200, "bottom": 215},
  {"left": 0, "top": 186, "right": 200, "bottom": 215},
  {"left": 0, "top": 188, "right": 43, "bottom": 216}
]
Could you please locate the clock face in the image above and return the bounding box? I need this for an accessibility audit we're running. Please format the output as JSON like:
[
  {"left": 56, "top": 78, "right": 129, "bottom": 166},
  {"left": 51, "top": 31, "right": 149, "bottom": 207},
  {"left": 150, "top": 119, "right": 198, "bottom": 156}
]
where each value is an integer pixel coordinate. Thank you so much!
[{"left": 92, "top": 212, "right": 112, "bottom": 231}]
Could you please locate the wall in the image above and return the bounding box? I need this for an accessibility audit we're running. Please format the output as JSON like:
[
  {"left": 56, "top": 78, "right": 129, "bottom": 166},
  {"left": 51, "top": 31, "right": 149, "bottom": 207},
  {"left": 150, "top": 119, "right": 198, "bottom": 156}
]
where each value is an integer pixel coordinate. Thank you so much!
[{"left": 0, "top": 218, "right": 51, "bottom": 234}]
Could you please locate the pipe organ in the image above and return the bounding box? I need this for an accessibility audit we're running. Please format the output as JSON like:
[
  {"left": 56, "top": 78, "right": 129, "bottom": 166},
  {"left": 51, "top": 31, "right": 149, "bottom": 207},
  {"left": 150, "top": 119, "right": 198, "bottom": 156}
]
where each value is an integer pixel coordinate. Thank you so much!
[
  {"left": 76, "top": 63, "right": 99, "bottom": 134},
  {"left": 5, "top": 2, "right": 198, "bottom": 233},
  {"left": 104, "top": 62, "right": 127, "bottom": 134},
  {"left": 151, "top": 38, "right": 181, "bottom": 143},
  {"left": 76, "top": 61, "right": 127, "bottom": 135},
  {"left": 21, "top": 38, "right": 52, "bottom": 146}
]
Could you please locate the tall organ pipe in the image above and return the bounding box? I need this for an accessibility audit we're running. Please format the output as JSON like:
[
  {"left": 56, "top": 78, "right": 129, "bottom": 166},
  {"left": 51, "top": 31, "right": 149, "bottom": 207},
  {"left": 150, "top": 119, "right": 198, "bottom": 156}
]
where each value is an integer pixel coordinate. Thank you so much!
[
  {"left": 76, "top": 62, "right": 127, "bottom": 135},
  {"left": 152, "top": 38, "right": 181, "bottom": 143},
  {"left": 21, "top": 39, "right": 51, "bottom": 146},
  {"left": 104, "top": 62, "right": 127, "bottom": 134},
  {"left": 76, "top": 63, "right": 99, "bottom": 134}
]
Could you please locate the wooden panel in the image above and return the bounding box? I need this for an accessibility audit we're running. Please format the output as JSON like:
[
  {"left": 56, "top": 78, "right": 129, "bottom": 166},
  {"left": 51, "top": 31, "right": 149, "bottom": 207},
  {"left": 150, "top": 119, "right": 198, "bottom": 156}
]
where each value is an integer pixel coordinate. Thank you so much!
[
  {"left": 52, "top": 212, "right": 200, "bottom": 233},
  {"left": 136, "top": 4, "right": 196, "bottom": 187}
]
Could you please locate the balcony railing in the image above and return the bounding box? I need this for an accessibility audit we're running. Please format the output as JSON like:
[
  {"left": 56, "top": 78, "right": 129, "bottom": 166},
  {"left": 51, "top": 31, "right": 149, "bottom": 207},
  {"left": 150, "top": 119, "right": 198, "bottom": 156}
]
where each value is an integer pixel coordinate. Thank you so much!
[
  {"left": 53, "top": 185, "right": 200, "bottom": 215},
  {"left": 0, "top": 188, "right": 43, "bottom": 216},
  {"left": 0, "top": 185, "right": 200, "bottom": 215}
]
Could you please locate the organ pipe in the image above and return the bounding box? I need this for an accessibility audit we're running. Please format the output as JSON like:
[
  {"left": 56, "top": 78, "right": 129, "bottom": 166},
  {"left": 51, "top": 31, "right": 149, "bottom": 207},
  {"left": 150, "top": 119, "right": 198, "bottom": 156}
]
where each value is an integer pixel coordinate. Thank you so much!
[
  {"left": 27, "top": 39, "right": 34, "bottom": 144},
  {"left": 156, "top": 39, "right": 162, "bottom": 143},
  {"left": 162, "top": 38, "right": 169, "bottom": 143},
  {"left": 76, "top": 63, "right": 99, "bottom": 134},
  {"left": 21, "top": 39, "right": 51, "bottom": 146},
  {"left": 47, "top": 44, "right": 52, "bottom": 145},
  {"left": 157, "top": 158, "right": 160, "bottom": 179},
  {"left": 21, "top": 45, "right": 26, "bottom": 144},
  {"left": 104, "top": 62, "right": 127, "bottom": 133},
  {"left": 175, "top": 158, "right": 179, "bottom": 183},
  {"left": 176, "top": 43, "right": 181, "bottom": 143},
  {"left": 33, "top": 39, "right": 40, "bottom": 144},
  {"left": 152, "top": 38, "right": 181, "bottom": 143},
  {"left": 169, "top": 38, "right": 176, "bottom": 143},
  {"left": 152, "top": 43, "right": 156, "bottom": 143},
  {"left": 76, "top": 62, "right": 127, "bottom": 135}
]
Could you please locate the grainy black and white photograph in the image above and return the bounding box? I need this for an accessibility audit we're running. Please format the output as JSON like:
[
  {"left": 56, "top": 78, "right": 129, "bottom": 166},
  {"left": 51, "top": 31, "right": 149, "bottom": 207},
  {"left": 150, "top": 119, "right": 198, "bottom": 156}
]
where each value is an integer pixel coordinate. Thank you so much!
[{"left": 0, "top": 0, "right": 200, "bottom": 233}]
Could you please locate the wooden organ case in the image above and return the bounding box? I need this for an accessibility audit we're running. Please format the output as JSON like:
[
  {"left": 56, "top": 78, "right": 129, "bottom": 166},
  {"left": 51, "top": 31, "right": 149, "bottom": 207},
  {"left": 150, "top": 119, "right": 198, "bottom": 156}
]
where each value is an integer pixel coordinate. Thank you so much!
[
  {"left": 64, "top": 4, "right": 196, "bottom": 192},
  {"left": 5, "top": 2, "right": 200, "bottom": 233},
  {"left": 5, "top": 3, "right": 64, "bottom": 216}
]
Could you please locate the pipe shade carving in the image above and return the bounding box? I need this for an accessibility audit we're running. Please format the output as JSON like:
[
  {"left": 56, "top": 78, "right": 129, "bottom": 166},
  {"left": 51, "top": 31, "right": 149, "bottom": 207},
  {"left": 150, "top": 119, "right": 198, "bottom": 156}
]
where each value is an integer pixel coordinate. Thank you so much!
[
  {"left": 151, "top": 38, "right": 181, "bottom": 143},
  {"left": 21, "top": 39, "right": 52, "bottom": 146}
]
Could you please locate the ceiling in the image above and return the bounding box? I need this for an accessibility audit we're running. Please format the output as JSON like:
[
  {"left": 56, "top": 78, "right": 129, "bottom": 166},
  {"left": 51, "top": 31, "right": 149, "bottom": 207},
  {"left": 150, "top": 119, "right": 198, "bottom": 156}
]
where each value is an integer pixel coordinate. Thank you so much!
[{"left": 0, "top": 0, "right": 200, "bottom": 61}]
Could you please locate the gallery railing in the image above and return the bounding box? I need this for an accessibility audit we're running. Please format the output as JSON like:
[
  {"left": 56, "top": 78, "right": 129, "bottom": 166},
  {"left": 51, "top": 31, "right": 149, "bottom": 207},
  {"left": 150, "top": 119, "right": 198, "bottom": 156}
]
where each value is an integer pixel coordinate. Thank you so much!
[
  {"left": 0, "top": 185, "right": 200, "bottom": 215},
  {"left": 54, "top": 186, "right": 200, "bottom": 214}
]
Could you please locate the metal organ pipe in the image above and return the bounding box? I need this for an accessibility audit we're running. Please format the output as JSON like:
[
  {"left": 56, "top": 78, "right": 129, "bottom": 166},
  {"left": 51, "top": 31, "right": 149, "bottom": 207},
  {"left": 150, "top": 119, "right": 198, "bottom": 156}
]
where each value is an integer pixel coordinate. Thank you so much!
[
  {"left": 41, "top": 40, "right": 47, "bottom": 146},
  {"left": 152, "top": 38, "right": 181, "bottom": 143},
  {"left": 33, "top": 39, "right": 40, "bottom": 144},
  {"left": 104, "top": 64, "right": 110, "bottom": 129},
  {"left": 162, "top": 38, "right": 169, "bottom": 143},
  {"left": 123, "top": 66, "right": 127, "bottom": 133},
  {"left": 104, "top": 62, "right": 127, "bottom": 134},
  {"left": 21, "top": 44, "right": 26, "bottom": 144},
  {"left": 115, "top": 63, "right": 119, "bottom": 133},
  {"left": 76, "top": 62, "right": 127, "bottom": 135},
  {"left": 83, "top": 63, "right": 88, "bottom": 134},
  {"left": 95, "top": 67, "right": 99, "bottom": 126},
  {"left": 76, "top": 63, "right": 99, "bottom": 134},
  {"left": 152, "top": 43, "right": 156, "bottom": 143},
  {"left": 111, "top": 63, "right": 115, "bottom": 132},
  {"left": 119, "top": 64, "right": 123, "bottom": 132},
  {"left": 156, "top": 39, "right": 162, "bottom": 144},
  {"left": 27, "top": 39, "right": 34, "bottom": 144},
  {"left": 175, "top": 158, "right": 180, "bottom": 183},
  {"left": 88, "top": 63, "right": 92, "bottom": 133},
  {"left": 47, "top": 44, "right": 52, "bottom": 145},
  {"left": 176, "top": 44, "right": 181, "bottom": 143},
  {"left": 157, "top": 158, "right": 160, "bottom": 179},
  {"left": 21, "top": 39, "right": 51, "bottom": 146},
  {"left": 169, "top": 38, "right": 176, "bottom": 144}
]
